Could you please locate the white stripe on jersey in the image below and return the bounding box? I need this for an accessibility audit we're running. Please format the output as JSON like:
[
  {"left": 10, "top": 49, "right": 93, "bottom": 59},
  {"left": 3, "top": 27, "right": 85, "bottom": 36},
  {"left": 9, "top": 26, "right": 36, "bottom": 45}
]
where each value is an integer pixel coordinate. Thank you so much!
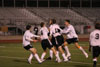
[
  {"left": 63, "top": 25, "right": 78, "bottom": 39},
  {"left": 90, "top": 29, "right": 100, "bottom": 46}
]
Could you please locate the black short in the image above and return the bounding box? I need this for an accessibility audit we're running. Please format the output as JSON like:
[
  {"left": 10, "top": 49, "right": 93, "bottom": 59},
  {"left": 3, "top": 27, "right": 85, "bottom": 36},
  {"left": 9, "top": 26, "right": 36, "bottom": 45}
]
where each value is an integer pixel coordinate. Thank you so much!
[
  {"left": 51, "top": 35, "right": 64, "bottom": 48},
  {"left": 92, "top": 46, "right": 100, "bottom": 58},
  {"left": 24, "top": 44, "right": 33, "bottom": 50},
  {"left": 41, "top": 39, "right": 53, "bottom": 51},
  {"left": 66, "top": 38, "right": 78, "bottom": 44}
]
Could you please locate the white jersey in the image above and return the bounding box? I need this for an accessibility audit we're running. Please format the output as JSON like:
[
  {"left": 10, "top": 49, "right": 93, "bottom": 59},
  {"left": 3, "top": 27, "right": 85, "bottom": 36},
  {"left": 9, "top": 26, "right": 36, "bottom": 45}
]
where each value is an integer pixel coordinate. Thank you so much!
[
  {"left": 39, "top": 27, "right": 49, "bottom": 40},
  {"left": 49, "top": 24, "right": 62, "bottom": 37},
  {"left": 23, "top": 30, "right": 39, "bottom": 47},
  {"left": 90, "top": 29, "right": 100, "bottom": 46},
  {"left": 63, "top": 25, "right": 78, "bottom": 39}
]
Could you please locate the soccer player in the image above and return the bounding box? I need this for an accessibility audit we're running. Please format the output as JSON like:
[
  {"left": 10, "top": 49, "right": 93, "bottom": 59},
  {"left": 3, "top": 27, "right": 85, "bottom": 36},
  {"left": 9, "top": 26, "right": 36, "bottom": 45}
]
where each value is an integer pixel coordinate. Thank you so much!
[
  {"left": 63, "top": 20, "right": 88, "bottom": 59},
  {"left": 49, "top": 19, "right": 68, "bottom": 62},
  {"left": 89, "top": 22, "right": 100, "bottom": 67},
  {"left": 39, "top": 22, "right": 61, "bottom": 63},
  {"left": 23, "top": 25, "right": 42, "bottom": 64}
]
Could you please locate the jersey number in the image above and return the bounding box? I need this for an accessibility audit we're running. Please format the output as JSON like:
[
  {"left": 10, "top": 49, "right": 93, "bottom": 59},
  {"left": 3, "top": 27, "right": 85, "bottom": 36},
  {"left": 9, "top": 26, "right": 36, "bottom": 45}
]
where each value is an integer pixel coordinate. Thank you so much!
[{"left": 95, "top": 33, "right": 99, "bottom": 39}]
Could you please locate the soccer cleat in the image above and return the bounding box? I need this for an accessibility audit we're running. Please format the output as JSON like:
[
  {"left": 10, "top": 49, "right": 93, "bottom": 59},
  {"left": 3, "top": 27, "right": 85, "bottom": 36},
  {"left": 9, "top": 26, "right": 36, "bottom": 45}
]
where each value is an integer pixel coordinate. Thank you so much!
[
  {"left": 41, "top": 59, "right": 45, "bottom": 62},
  {"left": 55, "top": 58, "right": 57, "bottom": 62},
  {"left": 46, "top": 57, "right": 52, "bottom": 60},
  {"left": 28, "top": 59, "right": 32, "bottom": 64},
  {"left": 55, "top": 58, "right": 62, "bottom": 63},
  {"left": 84, "top": 52, "right": 88, "bottom": 58},
  {"left": 67, "top": 56, "right": 71, "bottom": 61},
  {"left": 57, "top": 59, "right": 62, "bottom": 63},
  {"left": 63, "top": 58, "right": 68, "bottom": 62},
  {"left": 38, "top": 60, "right": 43, "bottom": 64},
  {"left": 66, "top": 54, "right": 71, "bottom": 59}
]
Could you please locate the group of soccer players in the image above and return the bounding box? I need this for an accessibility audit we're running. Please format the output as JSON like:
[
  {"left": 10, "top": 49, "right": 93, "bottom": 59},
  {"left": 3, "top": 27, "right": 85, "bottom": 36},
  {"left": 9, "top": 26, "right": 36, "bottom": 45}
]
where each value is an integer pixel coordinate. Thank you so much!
[{"left": 22, "top": 19, "right": 100, "bottom": 67}]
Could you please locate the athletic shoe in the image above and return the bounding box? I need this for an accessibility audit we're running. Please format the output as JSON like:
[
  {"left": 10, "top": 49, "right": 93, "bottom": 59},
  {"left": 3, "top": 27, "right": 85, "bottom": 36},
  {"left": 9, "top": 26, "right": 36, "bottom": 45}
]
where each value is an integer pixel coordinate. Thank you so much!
[
  {"left": 28, "top": 59, "right": 32, "bottom": 64},
  {"left": 46, "top": 57, "right": 52, "bottom": 60}
]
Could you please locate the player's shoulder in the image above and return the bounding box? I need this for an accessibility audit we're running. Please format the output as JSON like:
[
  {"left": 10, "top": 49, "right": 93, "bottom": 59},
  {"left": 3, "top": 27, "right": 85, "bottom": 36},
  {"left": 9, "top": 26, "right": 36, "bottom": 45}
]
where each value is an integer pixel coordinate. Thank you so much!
[
  {"left": 25, "top": 30, "right": 29, "bottom": 34},
  {"left": 69, "top": 24, "right": 74, "bottom": 27},
  {"left": 68, "top": 24, "right": 74, "bottom": 29},
  {"left": 53, "top": 24, "right": 59, "bottom": 27},
  {"left": 90, "top": 30, "right": 100, "bottom": 35},
  {"left": 49, "top": 25, "right": 52, "bottom": 28},
  {"left": 24, "top": 30, "right": 31, "bottom": 36}
]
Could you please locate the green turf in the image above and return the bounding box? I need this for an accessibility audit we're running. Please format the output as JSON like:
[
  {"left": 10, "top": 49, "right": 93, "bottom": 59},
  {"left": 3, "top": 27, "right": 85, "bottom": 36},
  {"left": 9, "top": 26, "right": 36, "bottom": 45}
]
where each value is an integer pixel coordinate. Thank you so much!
[{"left": 0, "top": 42, "right": 100, "bottom": 67}]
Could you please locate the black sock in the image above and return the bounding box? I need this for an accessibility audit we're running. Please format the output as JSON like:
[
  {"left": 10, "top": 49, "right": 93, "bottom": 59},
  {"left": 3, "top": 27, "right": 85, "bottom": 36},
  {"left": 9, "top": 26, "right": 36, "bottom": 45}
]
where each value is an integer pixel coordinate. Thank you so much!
[{"left": 93, "top": 61, "right": 97, "bottom": 67}]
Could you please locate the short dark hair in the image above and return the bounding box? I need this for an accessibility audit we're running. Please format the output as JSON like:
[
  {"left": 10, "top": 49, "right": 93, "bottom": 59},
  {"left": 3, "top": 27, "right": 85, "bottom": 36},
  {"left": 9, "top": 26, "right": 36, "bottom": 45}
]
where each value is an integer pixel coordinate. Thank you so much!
[
  {"left": 26, "top": 25, "right": 31, "bottom": 30},
  {"left": 95, "top": 22, "right": 100, "bottom": 29},
  {"left": 50, "top": 19, "right": 56, "bottom": 24},
  {"left": 40, "top": 22, "right": 45, "bottom": 27},
  {"left": 65, "top": 20, "right": 70, "bottom": 23}
]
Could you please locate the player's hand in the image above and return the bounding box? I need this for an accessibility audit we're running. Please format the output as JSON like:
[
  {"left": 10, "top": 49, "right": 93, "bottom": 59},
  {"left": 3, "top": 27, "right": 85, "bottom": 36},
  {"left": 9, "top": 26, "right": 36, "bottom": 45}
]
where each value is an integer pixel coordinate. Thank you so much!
[{"left": 33, "top": 40, "right": 38, "bottom": 43}]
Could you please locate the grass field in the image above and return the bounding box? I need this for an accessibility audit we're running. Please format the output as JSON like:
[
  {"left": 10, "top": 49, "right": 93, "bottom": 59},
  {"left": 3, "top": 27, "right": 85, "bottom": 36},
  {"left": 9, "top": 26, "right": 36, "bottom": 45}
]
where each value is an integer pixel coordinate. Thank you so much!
[{"left": 0, "top": 42, "right": 100, "bottom": 67}]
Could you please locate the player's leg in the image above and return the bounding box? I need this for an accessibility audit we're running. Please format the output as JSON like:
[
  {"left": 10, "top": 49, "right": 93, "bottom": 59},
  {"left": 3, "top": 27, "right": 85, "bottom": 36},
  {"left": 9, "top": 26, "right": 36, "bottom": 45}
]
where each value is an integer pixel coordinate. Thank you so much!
[
  {"left": 41, "top": 51, "right": 47, "bottom": 61},
  {"left": 64, "top": 42, "right": 71, "bottom": 58},
  {"left": 49, "top": 49, "right": 53, "bottom": 59},
  {"left": 58, "top": 46, "right": 68, "bottom": 62},
  {"left": 74, "top": 42, "right": 88, "bottom": 58},
  {"left": 28, "top": 53, "right": 34, "bottom": 64},
  {"left": 55, "top": 36, "right": 68, "bottom": 62},
  {"left": 41, "top": 40, "right": 47, "bottom": 61},
  {"left": 48, "top": 36, "right": 56, "bottom": 59},
  {"left": 51, "top": 47, "right": 61, "bottom": 63},
  {"left": 92, "top": 46, "right": 100, "bottom": 67},
  {"left": 29, "top": 48, "right": 42, "bottom": 63},
  {"left": 93, "top": 58, "right": 97, "bottom": 67}
]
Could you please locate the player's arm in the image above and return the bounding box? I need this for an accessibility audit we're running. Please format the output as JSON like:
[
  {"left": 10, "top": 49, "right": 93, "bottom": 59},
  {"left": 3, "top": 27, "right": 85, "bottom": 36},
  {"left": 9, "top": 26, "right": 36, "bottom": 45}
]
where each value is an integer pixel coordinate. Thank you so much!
[
  {"left": 25, "top": 35, "right": 34, "bottom": 42},
  {"left": 62, "top": 27, "right": 70, "bottom": 34},
  {"left": 26, "top": 34, "right": 39, "bottom": 42}
]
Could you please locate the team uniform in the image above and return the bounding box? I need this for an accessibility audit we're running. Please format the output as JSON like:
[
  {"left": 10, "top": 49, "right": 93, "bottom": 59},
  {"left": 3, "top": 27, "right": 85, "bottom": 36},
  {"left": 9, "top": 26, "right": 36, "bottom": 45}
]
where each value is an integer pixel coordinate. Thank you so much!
[
  {"left": 90, "top": 29, "right": 100, "bottom": 58},
  {"left": 49, "top": 24, "right": 68, "bottom": 62},
  {"left": 40, "top": 26, "right": 61, "bottom": 62},
  {"left": 39, "top": 27, "right": 53, "bottom": 50},
  {"left": 49, "top": 24, "right": 64, "bottom": 47},
  {"left": 23, "top": 30, "right": 42, "bottom": 64},
  {"left": 23, "top": 30, "right": 39, "bottom": 50},
  {"left": 63, "top": 24, "right": 78, "bottom": 44},
  {"left": 63, "top": 24, "right": 88, "bottom": 59}
]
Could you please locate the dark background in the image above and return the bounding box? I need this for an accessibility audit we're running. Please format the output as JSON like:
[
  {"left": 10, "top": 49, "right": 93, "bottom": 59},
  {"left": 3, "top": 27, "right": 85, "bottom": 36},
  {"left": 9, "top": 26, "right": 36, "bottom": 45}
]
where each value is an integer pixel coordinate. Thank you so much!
[{"left": 0, "top": 0, "right": 100, "bottom": 7}]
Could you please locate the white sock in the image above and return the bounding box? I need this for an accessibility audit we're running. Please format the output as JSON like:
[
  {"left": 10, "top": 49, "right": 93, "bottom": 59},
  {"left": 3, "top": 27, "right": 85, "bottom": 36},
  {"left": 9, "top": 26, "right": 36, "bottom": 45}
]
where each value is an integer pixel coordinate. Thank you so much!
[
  {"left": 28, "top": 53, "right": 34, "bottom": 60},
  {"left": 55, "top": 53, "right": 61, "bottom": 61},
  {"left": 93, "top": 58, "right": 97, "bottom": 61},
  {"left": 57, "top": 51, "right": 59, "bottom": 56},
  {"left": 62, "top": 53, "right": 67, "bottom": 60},
  {"left": 50, "top": 50, "right": 53, "bottom": 58},
  {"left": 64, "top": 46, "right": 71, "bottom": 56},
  {"left": 34, "top": 54, "right": 42, "bottom": 63},
  {"left": 41, "top": 52, "right": 46, "bottom": 60},
  {"left": 79, "top": 46, "right": 86, "bottom": 54}
]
